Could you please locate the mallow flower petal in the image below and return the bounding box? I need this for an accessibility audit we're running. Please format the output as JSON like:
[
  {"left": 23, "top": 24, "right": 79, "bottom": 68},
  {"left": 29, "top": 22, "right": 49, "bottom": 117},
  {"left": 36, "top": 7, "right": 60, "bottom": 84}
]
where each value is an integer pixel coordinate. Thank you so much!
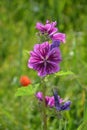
[
  {"left": 36, "top": 22, "right": 45, "bottom": 32},
  {"left": 51, "top": 33, "right": 66, "bottom": 43}
]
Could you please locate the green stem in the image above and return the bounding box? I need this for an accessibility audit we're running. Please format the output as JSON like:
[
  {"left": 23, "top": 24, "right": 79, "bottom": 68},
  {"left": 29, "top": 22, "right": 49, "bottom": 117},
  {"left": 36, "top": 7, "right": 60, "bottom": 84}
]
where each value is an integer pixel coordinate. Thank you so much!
[{"left": 41, "top": 78, "right": 47, "bottom": 130}]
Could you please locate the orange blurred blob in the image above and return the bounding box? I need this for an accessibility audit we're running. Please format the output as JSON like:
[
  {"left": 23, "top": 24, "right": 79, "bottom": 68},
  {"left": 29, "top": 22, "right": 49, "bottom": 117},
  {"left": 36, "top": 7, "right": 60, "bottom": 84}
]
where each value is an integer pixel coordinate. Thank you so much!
[{"left": 20, "top": 76, "right": 31, "bottom": 86}]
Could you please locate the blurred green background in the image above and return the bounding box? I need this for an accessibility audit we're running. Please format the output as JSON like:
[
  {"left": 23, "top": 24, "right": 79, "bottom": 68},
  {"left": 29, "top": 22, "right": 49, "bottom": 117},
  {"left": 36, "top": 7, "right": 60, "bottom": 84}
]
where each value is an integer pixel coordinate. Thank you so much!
[{"left": 0, "top": 0, "right": 87, "bottom": 130}]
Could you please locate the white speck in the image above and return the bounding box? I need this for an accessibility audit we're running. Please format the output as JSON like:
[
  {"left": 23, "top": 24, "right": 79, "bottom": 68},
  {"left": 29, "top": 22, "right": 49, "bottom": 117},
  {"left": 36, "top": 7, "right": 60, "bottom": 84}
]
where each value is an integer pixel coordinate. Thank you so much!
[{"left": 69, "top": 51, "right": 74, "bottom": 56}]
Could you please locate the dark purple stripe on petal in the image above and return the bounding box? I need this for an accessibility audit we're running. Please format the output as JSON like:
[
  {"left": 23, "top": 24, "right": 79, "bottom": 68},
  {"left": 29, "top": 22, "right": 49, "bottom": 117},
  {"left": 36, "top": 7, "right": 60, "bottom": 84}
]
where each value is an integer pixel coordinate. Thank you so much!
[{"left": 48, "top": 48, "right": 62, "bottom": 63}]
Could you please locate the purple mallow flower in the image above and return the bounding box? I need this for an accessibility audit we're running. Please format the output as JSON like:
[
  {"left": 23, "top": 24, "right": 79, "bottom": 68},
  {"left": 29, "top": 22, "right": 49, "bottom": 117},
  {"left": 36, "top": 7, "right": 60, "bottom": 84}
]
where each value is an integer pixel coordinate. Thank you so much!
[
  {"left": 53, "top": 89, "right": 71, "bottom": 111},
  {"left": 36, "top": 20, "right": 66, "bottom": 43},
  {"left": 36, "top": 91, "right": 63, "bottom": 108},
  {"left": 28, "top": 42, "right": 62, "bottom": 77},
  {"left": 36, "top": 20, "right": 58, "bottom": 36}
]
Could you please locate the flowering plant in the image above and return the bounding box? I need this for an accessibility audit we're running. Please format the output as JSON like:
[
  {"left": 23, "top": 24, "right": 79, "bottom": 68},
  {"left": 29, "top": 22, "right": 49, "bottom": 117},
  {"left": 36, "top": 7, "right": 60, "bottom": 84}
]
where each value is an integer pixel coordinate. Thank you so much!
[{"left": 16, "top": 20, "right": 74, "bottom": 130}]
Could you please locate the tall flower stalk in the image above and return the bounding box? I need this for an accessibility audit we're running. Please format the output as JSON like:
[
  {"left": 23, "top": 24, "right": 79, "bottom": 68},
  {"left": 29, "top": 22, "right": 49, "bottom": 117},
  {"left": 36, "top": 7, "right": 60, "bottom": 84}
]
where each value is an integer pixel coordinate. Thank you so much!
[
  {"left": 27, "top": 20, "right": 71, "bottom": 130},
  {"left": 15, "top": 20, "right": 73, "bottom": 130},
  {"left": 28, "top": 20, "right": 63, "bottom": 130},
  {"left": 41, "top": 77, "right": 47, "bottom": 130}
]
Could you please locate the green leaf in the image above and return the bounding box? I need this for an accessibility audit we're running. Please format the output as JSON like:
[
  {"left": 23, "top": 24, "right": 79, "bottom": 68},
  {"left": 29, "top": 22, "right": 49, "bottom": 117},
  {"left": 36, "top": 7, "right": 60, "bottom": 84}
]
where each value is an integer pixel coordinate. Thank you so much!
[
  {"left": 55, "top": 71, "right": 74, "bottom": 76},
  {"left": 15, "top": 84, "right": 39, "bottom": 97},
  {"left": 77, "top": 121, "right": 87, "bottom": 130}
]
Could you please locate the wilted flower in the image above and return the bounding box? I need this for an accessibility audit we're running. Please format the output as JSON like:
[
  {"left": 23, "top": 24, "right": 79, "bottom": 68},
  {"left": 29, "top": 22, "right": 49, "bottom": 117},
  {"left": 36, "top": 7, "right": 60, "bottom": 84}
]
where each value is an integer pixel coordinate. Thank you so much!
[
  {"left": 28, "top": 42, "right": 62, "bottom": 77},
  {"left": 50, "top": 40, "right": 60, "bottom": 50},
  {"left": 36, "top": 91, "right": 63, "bottom": 108},
  {"left": 53, "top": 89, "right": 71, "bottom": 111},
  {"left": 20, "top": 76, "right": 32, "bottom": 86}
]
